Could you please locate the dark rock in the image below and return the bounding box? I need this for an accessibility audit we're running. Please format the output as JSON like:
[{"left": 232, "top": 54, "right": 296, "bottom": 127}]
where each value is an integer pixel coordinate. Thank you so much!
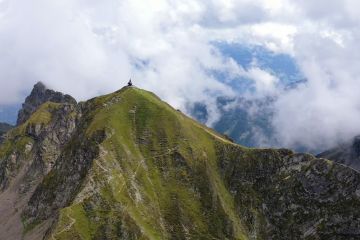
[
  {"left": 16, "top": 82, "right": 77, "bottom": 125},
  {"left": 0, "top": 103, "right": 80, "bottom": 192}
]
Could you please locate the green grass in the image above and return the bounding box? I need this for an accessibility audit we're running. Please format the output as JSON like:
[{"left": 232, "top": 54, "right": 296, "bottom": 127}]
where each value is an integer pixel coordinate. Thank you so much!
[
  {"left": 0, "top": 101, "right": 70, "bottom": 163},
  {"left": 49, "top": 87, "right": 250, "bottom": 239},
  {"left": 9, "top": 102, "right": 62, "bottom": 136}
]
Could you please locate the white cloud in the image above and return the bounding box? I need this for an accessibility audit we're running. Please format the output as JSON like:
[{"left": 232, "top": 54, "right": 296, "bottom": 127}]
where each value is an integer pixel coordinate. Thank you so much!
[
  {"left": 245, "top": 67, "right": 279, "bottom": 95},
  {"left": 0, "top": 0, "right": 237, "bottom": 110},
  {"left": 1, "top": 0, "right": 360, "bottom": 151}
]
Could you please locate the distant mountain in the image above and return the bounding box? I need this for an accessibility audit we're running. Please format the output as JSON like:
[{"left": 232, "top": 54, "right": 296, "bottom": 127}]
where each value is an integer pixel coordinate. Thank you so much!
[
  {"left": 0, "top": 122, "right": 13, "bottom": 134},
  {"left": 0, "top": 104, "right": 20, "bottom": 125},
  {"left": 188, "top": 96, "right": 275, "bottom": 148},
  {"left": 0, "top": 122, "right": 13, "bottom": 143},
  {"left": 188, "top": 44, "right": 308, "bottom": 151},
  {"left": 1, "top": 83, "right": 360, "bottom": 239},
  {"left": 317, "top": 136, "right": 360, "bottom": 171}
]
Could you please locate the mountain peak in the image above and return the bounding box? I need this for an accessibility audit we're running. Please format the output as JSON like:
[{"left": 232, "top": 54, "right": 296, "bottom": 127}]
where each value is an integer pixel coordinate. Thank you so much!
[
  {"left": 16, "top": 82, "right": 77, "bottom": 125},
  {"left": 2, "top": 83, "right": 360, "bottom": 239},
  {"left": 33, "top": 81, "right": 46, "bottom": 91}
]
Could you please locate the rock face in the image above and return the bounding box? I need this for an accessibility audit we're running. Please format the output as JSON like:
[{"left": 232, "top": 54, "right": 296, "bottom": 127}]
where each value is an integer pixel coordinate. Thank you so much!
[
  {"left": 1, "top": 85, "right": 360, "bottom": 240},
  {"left": 318, "top": 136, "right": 360, "bottom": 171},
  {"left": 16, "top": 82, "right": 77, "bottom": 126},
  {"left": 0, "top": 101, "right": 80, "bottom": 240}
]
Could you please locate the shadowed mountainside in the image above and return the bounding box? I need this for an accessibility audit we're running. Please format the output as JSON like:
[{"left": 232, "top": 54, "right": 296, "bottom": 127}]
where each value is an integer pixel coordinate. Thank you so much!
[{"left": 318, "top": 135, "right": 360, "bottom": 171}]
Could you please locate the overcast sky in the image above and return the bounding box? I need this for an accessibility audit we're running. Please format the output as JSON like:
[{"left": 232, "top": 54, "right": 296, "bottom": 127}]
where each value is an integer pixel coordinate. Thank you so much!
[{"left": 1, "top": 0, "right": 360, "bottom": 150}]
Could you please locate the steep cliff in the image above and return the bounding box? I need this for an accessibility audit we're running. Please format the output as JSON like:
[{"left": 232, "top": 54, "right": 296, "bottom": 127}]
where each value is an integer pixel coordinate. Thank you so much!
[
  {"left": 16, "top": 82, "right": 76, "bottom": 126},
  {"left": 0, "top": 86, "right": 360, "bottom": 240}
]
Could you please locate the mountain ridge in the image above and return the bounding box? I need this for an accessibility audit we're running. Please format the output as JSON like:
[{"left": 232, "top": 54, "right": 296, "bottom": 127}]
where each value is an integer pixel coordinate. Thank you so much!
[
  {"left": 0, "top": 84, "right": 360, "bottom": 239},
  {"left": 16, "top": 82, "right": 77, "bottom": 126}
]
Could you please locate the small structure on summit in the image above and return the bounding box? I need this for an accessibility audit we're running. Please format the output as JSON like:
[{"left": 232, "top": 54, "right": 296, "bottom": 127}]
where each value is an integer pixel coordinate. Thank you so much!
[{"left": 127, "top": 79, "right": 133, "bottom": 87}]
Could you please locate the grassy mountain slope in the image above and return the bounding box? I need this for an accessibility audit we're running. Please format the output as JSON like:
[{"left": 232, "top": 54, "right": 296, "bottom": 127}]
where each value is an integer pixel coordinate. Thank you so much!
[{"left": 1, "top": 87, "right": 360, "bottom": 239}]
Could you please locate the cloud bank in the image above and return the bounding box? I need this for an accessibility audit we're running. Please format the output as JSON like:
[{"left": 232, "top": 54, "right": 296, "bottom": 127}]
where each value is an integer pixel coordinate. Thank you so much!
[{"left": 1, "top": 0, "right": 360, "bottom": 151}]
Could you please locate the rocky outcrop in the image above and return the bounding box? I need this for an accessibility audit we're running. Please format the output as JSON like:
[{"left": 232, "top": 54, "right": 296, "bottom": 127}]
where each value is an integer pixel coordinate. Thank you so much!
[
  {"left": 16, "top": 82, "right": 77, "bottom": 126},
  {"left": 0, "top": 103, "right": 80, "bottom": 191},
  {"left": 23, "top": 127, "right": 105, "bottom": 225},
  {"left": 218, "top": 146, "right": 360, "bottom": 239},
  {"left": 0, "top": 100, "right": 79, "bottom": 240},
  {"left": 318, "top": 135, "right": 360, "bottom": 171}
]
